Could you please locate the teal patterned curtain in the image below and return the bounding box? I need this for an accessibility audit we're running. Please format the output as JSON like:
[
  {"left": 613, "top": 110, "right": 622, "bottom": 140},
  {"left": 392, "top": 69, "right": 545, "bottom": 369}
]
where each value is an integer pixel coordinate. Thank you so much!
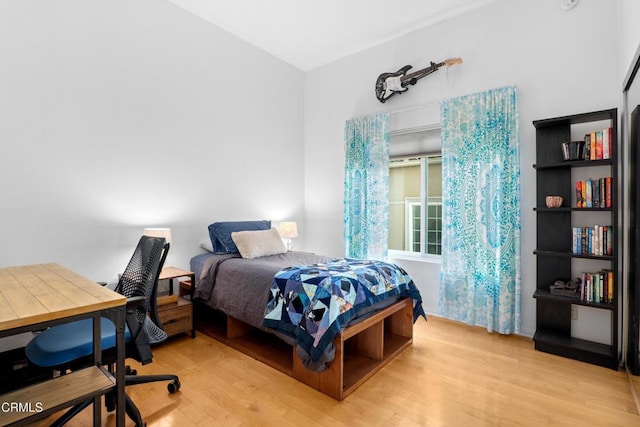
[
  {"left": 344, "top": 113, "right": 390, "bottom": 260},
  {"left": 439, "top": 86, "right": 521, "bottom": 334}
]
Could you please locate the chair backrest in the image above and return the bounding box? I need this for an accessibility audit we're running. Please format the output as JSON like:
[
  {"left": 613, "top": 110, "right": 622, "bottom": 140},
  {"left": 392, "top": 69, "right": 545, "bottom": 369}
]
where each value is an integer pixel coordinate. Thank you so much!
[
  {"left": 113, "top": 235, "right": 169, "bottom": 364},
  {"left": 115, "top": 236, "right": 168, "bottom": 335}
]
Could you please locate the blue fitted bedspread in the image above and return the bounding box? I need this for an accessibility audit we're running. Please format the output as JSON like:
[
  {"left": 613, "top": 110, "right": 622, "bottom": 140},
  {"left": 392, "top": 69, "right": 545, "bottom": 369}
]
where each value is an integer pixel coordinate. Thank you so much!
[{"left": 263, "top": 258, "right": 425, "bottom": 365}]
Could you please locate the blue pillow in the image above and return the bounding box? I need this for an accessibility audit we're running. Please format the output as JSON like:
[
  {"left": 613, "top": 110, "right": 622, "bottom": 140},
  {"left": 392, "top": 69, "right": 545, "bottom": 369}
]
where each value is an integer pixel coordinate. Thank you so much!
[{"left": 208, "top": 220, "right": 271, "bottom": 254}]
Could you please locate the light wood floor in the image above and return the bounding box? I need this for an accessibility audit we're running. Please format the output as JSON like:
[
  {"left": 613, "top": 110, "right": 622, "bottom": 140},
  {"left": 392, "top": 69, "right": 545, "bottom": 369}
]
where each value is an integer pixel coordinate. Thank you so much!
[{"left": 36, "top": 315, "right": 640, "bottom": 426}]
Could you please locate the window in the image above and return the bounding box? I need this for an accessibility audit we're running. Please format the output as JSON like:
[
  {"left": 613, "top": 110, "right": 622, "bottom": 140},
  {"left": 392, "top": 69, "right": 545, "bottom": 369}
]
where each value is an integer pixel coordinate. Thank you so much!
[
  {"left": 388, "top": 155, "right": 442, "bottom": 256},
  {"left": 388, "top": 125, "right": 442, "bottom": 255}
]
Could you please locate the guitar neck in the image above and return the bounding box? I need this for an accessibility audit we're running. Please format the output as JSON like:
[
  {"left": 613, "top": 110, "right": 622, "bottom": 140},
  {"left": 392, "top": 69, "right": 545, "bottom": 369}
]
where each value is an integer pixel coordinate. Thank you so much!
[{"left": 401, "top": 61, "right": 445, "bottom": 83}]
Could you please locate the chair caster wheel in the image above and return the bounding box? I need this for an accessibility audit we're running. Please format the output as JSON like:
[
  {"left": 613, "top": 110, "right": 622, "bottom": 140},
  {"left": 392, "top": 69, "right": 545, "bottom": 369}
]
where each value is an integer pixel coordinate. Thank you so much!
[
  {"left": 168, "top": 379, "right": 181, "bottom": 393},
  {"left": 125, "top": 366, "right": 137, "bottom": 375}
]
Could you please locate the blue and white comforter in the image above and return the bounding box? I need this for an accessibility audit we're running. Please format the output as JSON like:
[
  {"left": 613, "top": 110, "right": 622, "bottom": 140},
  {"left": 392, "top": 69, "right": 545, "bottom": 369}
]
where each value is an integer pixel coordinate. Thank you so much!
[{"left": 263, "top": 258, "right": 425, "bottom": 368}]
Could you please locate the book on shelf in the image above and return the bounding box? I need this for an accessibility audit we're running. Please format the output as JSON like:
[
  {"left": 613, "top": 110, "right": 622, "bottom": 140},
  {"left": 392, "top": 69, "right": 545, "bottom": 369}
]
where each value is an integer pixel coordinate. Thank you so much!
[
  {"left": 572, "top": 225, "right": 612, "bottom": 256},
  {"left": 562, "top": 141, "right": 586, "bottom": 161},
  {"left": 579, "top": 270, "right": 614, "bottom": 304},
  {"left": 575, "top": 177, "right": 613, "bottom": 208},
  {"left": 608, "top": 270, "right": 614, "bottom": 301},
  {"left": 582, "top": 126, "right": 613, "bottom": 160},
  {"left": 563, "top": 127, "right": 613, "bottom": 162},
  {"left": 576, "top": 181, "right": 584, "bottom": 208},
  {"left": 595, "top": 131, "right": 603, "bottom": 160}
]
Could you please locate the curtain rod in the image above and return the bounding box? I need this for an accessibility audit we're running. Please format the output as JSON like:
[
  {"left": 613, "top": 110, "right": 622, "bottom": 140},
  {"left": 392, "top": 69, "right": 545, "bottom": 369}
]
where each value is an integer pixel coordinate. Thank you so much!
[
  {"left": 350, "top": 99, "right": 443, "bottom": 120},
  {"left": 389, "top": 100, "right": 442, "bottom": 115},
  {"left": 353, "top": 85, "right": 516, "bottom": 119}
]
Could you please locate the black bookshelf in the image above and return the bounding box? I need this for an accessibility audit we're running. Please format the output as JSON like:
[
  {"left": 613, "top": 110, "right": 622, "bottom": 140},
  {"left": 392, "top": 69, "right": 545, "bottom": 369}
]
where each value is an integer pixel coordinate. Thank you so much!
[{"left": 532, "top": 108, "right": 619, "bottom": 370}]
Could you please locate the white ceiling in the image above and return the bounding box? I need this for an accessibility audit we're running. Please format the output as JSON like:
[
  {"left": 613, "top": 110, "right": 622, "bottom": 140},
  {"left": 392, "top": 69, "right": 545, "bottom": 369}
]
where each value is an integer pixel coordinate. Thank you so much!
[{"left": 168, "top": 0, "right": 497, "bottom": 71}]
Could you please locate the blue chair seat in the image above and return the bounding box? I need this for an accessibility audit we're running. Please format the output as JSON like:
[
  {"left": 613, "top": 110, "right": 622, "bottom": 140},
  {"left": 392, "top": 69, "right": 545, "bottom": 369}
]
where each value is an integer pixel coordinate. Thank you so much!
[{"left": 26, "top": 317, "right": 132, "bottom": 368}]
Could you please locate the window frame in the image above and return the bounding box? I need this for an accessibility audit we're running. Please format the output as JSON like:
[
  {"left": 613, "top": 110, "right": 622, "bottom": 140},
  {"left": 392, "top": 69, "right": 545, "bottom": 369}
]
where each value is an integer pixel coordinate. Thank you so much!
[
  {"left": 387, "top": 154, "right": 442, "bottom": 264},
  {"left": 404, "top": 196, "right": 421, "bottom": 252}
]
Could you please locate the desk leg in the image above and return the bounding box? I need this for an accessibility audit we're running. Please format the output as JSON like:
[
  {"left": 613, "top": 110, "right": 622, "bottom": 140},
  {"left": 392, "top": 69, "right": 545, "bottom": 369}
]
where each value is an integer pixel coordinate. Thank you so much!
[
  {"left": 92, "top": 315, "right": 103, "bottom": 426},
  {"left": 114, "top": 306, "right": 126, "bottom": 426}
]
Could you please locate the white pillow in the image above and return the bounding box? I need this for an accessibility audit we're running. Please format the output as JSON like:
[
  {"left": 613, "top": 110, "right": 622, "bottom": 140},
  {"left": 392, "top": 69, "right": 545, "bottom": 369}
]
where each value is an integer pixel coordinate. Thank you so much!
[
  {"left": 231, "top": 228, "right": 287, "bottom": 259},
  {"left": 200, "top": 239, "right": 214, "bottom": 253}
]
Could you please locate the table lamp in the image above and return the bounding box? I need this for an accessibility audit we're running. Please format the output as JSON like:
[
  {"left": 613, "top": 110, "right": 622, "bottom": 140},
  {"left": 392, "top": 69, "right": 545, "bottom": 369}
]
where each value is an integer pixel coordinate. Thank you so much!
[
  {"left": 143, "top": 227, "right": 173, "bottom": 246},
  {"left": 277, "top": 222, "right": 298, "bottom": 251}
]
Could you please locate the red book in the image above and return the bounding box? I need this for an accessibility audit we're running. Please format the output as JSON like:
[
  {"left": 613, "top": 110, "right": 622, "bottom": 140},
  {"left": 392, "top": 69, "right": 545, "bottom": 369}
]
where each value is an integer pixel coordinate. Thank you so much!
[
  {"left": 576, "top": 181, "right": 583, "bottom": 208},
  {"left": 607, "top": 226, "right": 613, "bottom": 256},
  {"left": 606, "top": 177, "right": 612, "bottom": 208}
]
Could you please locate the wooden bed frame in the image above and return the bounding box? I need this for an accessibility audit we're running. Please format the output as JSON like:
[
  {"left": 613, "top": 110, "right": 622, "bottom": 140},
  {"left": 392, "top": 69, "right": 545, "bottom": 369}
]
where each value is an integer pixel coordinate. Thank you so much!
[{"left": 195, "top": 297, "right": 414, "bottom": 400}]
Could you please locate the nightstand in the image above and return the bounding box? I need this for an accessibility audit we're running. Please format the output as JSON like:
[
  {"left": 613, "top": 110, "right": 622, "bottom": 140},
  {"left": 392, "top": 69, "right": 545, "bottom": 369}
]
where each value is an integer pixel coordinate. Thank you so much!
[
  {"left": 157, "top": 267, "right": 196, "bottom": 338},
  {"left": 178, "top": 278, "right": 193, "bottom": 298}
]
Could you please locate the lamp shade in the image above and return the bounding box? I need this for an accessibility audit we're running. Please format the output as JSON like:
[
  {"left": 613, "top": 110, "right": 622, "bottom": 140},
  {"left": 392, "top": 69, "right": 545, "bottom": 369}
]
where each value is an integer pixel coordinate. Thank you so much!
[
  {"left": 143, "top": 227, "right": 172, "bottom": 246},
  {"left": 277, "top": 222, "right": 298, "bottom": 239}
]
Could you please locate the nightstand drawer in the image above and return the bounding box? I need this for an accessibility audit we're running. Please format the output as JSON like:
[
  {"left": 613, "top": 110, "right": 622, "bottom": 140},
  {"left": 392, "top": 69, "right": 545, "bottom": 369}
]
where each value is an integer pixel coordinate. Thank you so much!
[
  {"left": 157, "top": 297, "right": 192, "bottom": 337},
  {"left": 161, "top": 317, "right": 192, "bottom": 337}
]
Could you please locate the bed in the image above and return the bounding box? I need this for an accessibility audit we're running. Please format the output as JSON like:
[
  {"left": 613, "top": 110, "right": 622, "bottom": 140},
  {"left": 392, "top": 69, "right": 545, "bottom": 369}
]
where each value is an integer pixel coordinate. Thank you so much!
[{"left": 190, "top": 221, "right": 426, "bottom": 400}]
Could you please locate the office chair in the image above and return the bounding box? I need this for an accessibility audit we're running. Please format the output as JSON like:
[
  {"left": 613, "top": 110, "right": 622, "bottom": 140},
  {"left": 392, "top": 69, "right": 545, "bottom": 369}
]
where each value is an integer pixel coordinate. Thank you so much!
[{"left": 25, "top": 236, "right": 180, "bottom": 427}]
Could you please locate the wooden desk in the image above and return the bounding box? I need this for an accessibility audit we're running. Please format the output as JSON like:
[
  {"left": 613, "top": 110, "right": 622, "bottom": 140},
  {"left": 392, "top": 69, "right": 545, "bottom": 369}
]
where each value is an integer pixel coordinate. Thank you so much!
[{"left": 0, "top": 263, "right": 126, "bottom": 426}]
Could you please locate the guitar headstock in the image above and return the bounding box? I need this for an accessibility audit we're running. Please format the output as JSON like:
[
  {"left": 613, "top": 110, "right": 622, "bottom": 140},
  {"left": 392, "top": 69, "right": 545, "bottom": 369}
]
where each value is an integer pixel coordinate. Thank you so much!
[{"left": 443, "top": 57, "right": 463, "bottom": 67}]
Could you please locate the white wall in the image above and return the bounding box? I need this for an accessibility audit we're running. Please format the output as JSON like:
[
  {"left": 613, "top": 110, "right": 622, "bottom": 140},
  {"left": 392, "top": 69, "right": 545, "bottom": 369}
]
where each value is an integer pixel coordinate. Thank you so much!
[
  {"left": 0, "top": 0, "right": 305, "bottom": 283},
  {"left": 303, "top": 0, "right": 621, "bottom": 337},
  {"left": 620, "top": 0, "right": 640, "bottom": 82}
]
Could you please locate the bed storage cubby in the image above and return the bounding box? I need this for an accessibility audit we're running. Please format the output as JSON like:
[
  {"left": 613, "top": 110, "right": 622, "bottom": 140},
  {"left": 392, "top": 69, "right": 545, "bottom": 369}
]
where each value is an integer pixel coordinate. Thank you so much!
[{"left": 195, "top": 297, "right": 414, "bottom": 400}]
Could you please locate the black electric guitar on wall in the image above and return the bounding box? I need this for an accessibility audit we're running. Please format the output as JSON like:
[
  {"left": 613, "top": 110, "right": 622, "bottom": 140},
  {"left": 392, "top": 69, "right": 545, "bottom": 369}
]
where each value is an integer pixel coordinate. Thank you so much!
[{"left": 375, "top": 57, "right": 463, "bottom": 103}]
